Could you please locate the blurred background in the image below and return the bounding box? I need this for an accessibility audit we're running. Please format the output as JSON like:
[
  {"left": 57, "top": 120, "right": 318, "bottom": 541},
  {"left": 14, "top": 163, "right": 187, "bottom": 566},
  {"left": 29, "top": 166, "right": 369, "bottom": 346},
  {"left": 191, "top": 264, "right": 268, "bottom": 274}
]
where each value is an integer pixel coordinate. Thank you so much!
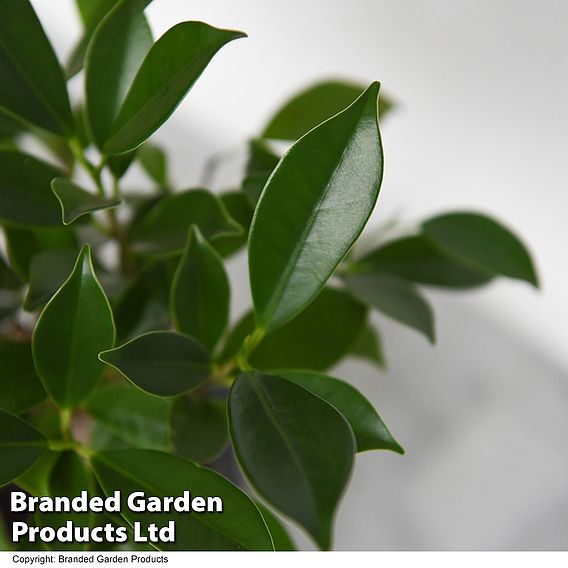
[{"left": 32, "top": 0, "right": 567, "bottom": 550}]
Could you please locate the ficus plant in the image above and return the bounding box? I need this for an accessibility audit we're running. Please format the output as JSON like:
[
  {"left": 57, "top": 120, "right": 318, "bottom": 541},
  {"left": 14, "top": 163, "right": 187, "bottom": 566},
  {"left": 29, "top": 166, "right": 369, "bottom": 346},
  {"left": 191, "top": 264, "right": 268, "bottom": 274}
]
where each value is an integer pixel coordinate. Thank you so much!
[{"left": 0, "top": 0, "right": 538, "bottom": 552}]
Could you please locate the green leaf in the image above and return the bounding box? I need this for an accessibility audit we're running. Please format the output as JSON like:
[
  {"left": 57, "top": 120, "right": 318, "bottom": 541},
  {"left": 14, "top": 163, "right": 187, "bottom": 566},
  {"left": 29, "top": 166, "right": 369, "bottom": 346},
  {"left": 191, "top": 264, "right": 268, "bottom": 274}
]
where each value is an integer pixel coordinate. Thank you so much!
[
  {"left": 0, "top": 0, "right": 72, "bottom": 135},
  {"left": 104, "top": 22, "right": 246, "bottom": 154},
  {"left": 348, "top": 320, "right": 385, "bottom": 368},
  {"left": 0, "top": 253, "right": 20, "bottom": 291},
  {"left": 113, "top": 262, "right": 171, "bottom": 343},
  {"left": 229, "top": 372, "right": 355, "bottom": 550},
  {"left": 32, "top": 245, "right": 116, "bottom": 408},
  {"left": 0, "top": 409, "right": 47, "bottom": 487},
  {"left": 242, "top": 140, "right": 280, "bottom": 205},
  {"left": 212, "top": 191, "right": 254, "bottom": 258},
  {"left": 3, "top": 225, "right": 77, "bottom": 282},
  {"left": 0, "top": 150, "right": 64, "bottom": 227},
  {"left": 36, "top": 451, "right": 91, "bottom": 550},
  {"left": 86, "top": 384, "right": 171, "bottom": 450},
  {"left": 130, "top": 189, "right": 242, "bottom": 255},
  {"left": 221, "top": 287, "right": 366, "bottom": 372},
  {"left": 256, "top": 503, "right": 295, "bottom": 551},
  {"left": 249, "top": 82, "right": 383, "bottom": 332},
  {"left": 14, "top": 451, "right": 58, "bottom": 496},
  {"left": 262, "top": 79, "right": 393, "bottom": 141},
  {"left": 170, "top": 395, "right": 228, "bottom": 464},
  {"left": 138, "top": 143, "right": 170, "bottom": 188},
  {"left": 357, "top": 235, "right": 494, "bottom": 289},
  {"left": 85, "top": 0, "right": 153, "bottom": 149},
  {"left": 99, "top": 331, "right": 210, "bottom": 397},
  {"left": 67, "top": 0, "right": 122, "bottom": 78},
  {"left": 51, "top": 178, "right": 121, "bottom": 225},
  {"left": 92, "top": 449, "right": 274, "bottom": 550},
  {"left": 107, "top": 150, "right": 137, "bottom": 179},
  {"left": 24, "top": 248, "right": 78, "bottom": 311},
  {"left": 423, "top": 212, "right": 539, "bottom": 287},
  {"left": 171, "top": 226, "right": 229, "bottom": 351},
  {"left": 344, "top": 272, "right": 435, "bottom": 342},
  {"left": 0, "top": 342, "right": 46, "bottom": 414},
  {"left": 277, "top": 369, "right": 403, "bottom": 454}
]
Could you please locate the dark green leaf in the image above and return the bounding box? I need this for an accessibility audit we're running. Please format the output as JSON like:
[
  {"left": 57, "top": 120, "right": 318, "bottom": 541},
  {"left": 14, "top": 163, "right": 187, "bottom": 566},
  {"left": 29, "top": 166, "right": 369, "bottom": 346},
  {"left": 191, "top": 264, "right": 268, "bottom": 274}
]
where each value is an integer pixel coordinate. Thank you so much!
[
  {"left": 358, "top": 235, "right": 494, "bottom": 288},
  {"left": 242, "top": 139, "right": 280, "bottom": 205},
  {"left": 229, "top": 372, "right": 355, "bottom": 549},
  {"left": 0, "top": 0, "right": 72, "bottom": 135},
  {"left": 99, "top": 331, "right": 210, "bottom": 397},
  {"left": 51, "top": 178, "right": 121, "bottom": 225},
  {"left": 256, "top": 503, "right": 295, "bottom": 551},
  {"left": 3, "top": 225, "right": 77, "bottom": 282},
  {"left": 24, "top": 249, "right": 78, "bottom": 311},
  {"left": 344, "top": 272, "right": 435, "bottom": 342},
  {"left": 92, "top": 449, "right": 274, "bottom": 550},
  {"left": 138, "top": 143, "right": 170, "bottom": 188},
  {"left": 113, "top": 262, "right": 171, "bottom": 342},
  {"left": 0, "top": 111, "right": 21, "bottom": 137},
  {"left": 170, "top": 395, "right": 228, "bottom": 463},
  {"left": 0, "top": 514, "right": 11, "bottom": 550},
  {"left": 171, "top": 226, "right": 229, "bottom": 351},
  {"left": 212, "top": 191, "right": 254, "bottom": 258},
  {"left": 0, "top": 342, "right": 46, "bottom": 414},
  {"left": 222, "top": 287, "right": 366, "bottom": 372},
  {"left": 130, "top": 189, "right": 241, "bottom": 255},
  {"left": 0, "top": 150, "right": 64, "bottom": 227},
  {"left": 32, "top": 245, "right": 116, "bottom": 408},
  {"left": 107, "top": 150, "right": 137, "bottom": 179},
  {"left": 85, "top": 0, "right": 153, "bottom": 149},
  {"left": 37, "top": 451, "right": 91, "bottom": 550},
  {"left": 277, "top": 369, "right": 403, "bottom": 454},
  {"left": 86, "top": 384, "right": 171, "bottom": 450},
  {"left": 262, "top": 79, "right": 393, "bottom": 141},
  {"left": 104, "top": 22, "right": 246, "bottom": 153},
  {"left": 14, "top": 450, "right": 59, "bottom": 496},
  {"left": 423, "top": 212, "right": 539, "bottom": 287},
  {"left": 0, "top": 409, "right": 47, "bottom": 487},
  {"left": 66, "top": 0, "right": 122, "bottom": 78},
  {"left": 249, "top": 82, "right": 383, "bottom": 332},
  {"left": 0, "top": 253, "right": 20, "bottom": 291},
  {"left": 348, "top": 320, "right": 385, "bottom": 368}
]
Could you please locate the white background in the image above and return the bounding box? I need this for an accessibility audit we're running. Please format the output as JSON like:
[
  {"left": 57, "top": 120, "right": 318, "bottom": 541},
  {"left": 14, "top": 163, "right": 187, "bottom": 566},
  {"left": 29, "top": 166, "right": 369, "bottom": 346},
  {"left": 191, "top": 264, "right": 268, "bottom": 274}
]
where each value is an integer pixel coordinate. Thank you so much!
[{"left": 31, "top": 0, "right": 568, "bottom": 550}]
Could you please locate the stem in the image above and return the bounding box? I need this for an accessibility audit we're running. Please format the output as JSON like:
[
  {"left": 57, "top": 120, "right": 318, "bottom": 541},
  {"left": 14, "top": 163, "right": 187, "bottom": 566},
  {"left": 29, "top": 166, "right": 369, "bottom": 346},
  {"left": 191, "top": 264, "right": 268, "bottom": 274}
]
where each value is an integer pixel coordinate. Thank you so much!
[
  {"left": 235, "top": 327, "right": 265, "bottom": 371},
  {"left": 59, "top": 408, "right": 72, "bottom": 441}
]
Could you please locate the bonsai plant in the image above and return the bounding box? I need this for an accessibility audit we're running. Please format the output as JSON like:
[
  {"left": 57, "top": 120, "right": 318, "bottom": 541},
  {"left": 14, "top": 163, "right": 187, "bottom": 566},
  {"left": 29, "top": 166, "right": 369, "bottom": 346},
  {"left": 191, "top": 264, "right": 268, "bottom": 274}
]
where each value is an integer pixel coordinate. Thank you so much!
[{"left": 0, "top": 0, "right": 538, "bottom": 551}]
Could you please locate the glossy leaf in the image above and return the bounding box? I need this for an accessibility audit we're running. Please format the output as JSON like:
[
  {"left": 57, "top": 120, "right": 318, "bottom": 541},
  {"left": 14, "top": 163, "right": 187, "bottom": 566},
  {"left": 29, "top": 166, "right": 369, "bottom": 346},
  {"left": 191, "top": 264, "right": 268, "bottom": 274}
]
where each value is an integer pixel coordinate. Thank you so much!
[
  {"left": 130, "top": 189, "right": 242, "bottom": 254},
  {"left": 229, "top": 372, "right": 355, "bottom": 550},
  {"left": 24, "top": 249, "right": 78, "bottom": 311},
  {"left": 263, "top": 79, "right": 393, "bottom": 141},
  {"left": 67, "top": 0, "right": 122, "bottom": 78},
  {"left": 37, "top": 451, "right": 91, "bottom": 550},
  {"left": 348, "top": 320, "right": 385, "bottom": 368},
  {"left": 3, "top": 225, "right": 77, "bottom": 282},
  {"left": 32, "top": 246, "right": 116, "bottom": 408},
  {"left": 92, "top": 449, "right": 274, "bottom": 550},
  {"left": 277, "top": 369, "right": 403, "bottom": 454},
  {"left": 221, "top": 288, "right": 366, "bottom": 372},
  {"left": 256, "top": 504, "right": 295, "bottom": 551},
  {"left": 0, "top": 409, "right": 47, "bottom": 487},
  {"left": 213, "top": 191, "right": 254, "bottom": 258},
  {"left": 249, "top": 82, "right": 383, "bottom": 332},
  {"left": 0, "top": 342, "right": 46, "bottom": 414},
  {"left": 344, "top": 272, "right": 435, "bottom": 343},
  {"left": 423, "top": 212, "right": 539, "bottom": 287},
  {"left": 171, "top": 226, "right": 229, "bottom": 351},
  {"left": 170, "top": 395, "right": 228, "bottom": 463},
  {"left": 51, "top": 178, "right": 121, "bottom": 225},
  {"left": 85, "top": 0, "right": 153, "bottom": 149},
  {"left": 113, "top": 262, "right": 171, "bottom": 342},
  {"left": 358, "top": 235, "right": 494, "bottom": 289},
  {"left": 0, "top": 0, "right": 72, "bottom": 135},
  {"left": 104, "top": 22, "right": 246, "bottom": 154},
  {"left": 86, "top": 384, "right": 171, "bottom": 450},
  {"left": 138, "top": 143, "right": 170, "bottom": 188},
  {"left": 242, "top": 139, "right": 280, "bottom": 205},
  {"left": 99, "top": 331, "right": 210, "bottom": 397},
  {"left": 0, "top": 150, "right": 64, "bottom": 227}
]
